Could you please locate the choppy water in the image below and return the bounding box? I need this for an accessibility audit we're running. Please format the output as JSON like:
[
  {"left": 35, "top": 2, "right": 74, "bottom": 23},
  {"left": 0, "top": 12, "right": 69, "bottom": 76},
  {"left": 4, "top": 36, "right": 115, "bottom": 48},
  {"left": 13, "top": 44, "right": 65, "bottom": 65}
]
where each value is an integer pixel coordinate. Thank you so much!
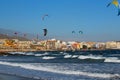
[{"left": 0, "top": 50, "right": 120, "bottom": 80}]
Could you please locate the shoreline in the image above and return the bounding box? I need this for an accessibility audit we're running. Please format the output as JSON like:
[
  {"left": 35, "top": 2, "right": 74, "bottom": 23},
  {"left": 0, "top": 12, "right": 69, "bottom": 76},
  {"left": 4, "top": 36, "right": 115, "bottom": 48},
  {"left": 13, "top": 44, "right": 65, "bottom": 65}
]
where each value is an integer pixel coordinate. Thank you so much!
[
  {"left": 0, "top": 73, "right": 39, "bottom": 80},
  {"left": 0, "top": 49, "right": 120, "bottom": 55}
]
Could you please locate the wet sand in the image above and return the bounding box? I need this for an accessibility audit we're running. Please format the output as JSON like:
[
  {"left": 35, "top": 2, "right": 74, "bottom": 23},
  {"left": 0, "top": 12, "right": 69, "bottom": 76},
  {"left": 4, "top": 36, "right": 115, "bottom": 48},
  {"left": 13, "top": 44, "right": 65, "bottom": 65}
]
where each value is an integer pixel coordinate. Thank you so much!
[{"left": 0, "top": 73, "right": 39, "bottom": 80}]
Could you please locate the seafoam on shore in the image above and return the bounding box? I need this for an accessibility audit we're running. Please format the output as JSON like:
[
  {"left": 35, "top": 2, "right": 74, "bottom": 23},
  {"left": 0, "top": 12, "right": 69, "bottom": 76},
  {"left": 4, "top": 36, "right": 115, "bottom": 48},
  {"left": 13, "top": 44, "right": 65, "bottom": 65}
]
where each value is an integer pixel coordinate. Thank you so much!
[{"left": 0, "top": 50, "right": 120, "bottom": 80}]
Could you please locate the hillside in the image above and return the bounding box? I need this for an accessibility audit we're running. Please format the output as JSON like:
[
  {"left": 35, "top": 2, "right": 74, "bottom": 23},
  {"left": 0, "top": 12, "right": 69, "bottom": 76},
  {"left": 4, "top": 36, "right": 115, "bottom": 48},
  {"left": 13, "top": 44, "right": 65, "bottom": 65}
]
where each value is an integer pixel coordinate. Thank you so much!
[
  {"left": 0, "top": 28, "right": 48, "bottom": 40},
  {"left": 0, "top": 28, "right": 32, "bottom": 40},
  {"left": 0, "top": 34, "right": 30, "bottom": 41}
]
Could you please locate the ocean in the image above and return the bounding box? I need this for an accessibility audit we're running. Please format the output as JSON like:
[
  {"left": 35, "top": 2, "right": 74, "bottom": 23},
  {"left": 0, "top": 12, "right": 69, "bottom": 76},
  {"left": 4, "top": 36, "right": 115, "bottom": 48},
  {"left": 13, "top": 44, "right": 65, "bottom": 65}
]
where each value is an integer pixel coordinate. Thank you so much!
[{"left": 0, "top": 50, "right": 120, "bottom": 80}]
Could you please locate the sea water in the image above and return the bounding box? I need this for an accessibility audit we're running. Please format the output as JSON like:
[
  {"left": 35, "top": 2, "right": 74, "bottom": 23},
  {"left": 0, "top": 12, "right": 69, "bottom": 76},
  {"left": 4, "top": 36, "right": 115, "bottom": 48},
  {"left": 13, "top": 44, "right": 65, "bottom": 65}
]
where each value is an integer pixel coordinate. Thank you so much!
[{"left": 0, "top": 50, "right": 120, "bottom": 80}]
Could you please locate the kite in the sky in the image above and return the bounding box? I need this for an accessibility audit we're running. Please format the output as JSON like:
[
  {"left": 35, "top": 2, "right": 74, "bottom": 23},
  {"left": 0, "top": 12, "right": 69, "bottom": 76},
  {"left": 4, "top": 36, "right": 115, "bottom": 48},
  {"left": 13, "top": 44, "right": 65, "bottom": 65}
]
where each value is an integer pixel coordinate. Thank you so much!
[
  {"left": 43, "top": 29, "right": 47, "bottom": 36},
  {"left": 14, "top": 32, "right": 18, "bottom": 36},
  {"left": 42, "top": 14, "right": 49, "bottom": 21},
  {"left": 118, "top": 8, "right": 120, "bottom": 15},
  {"left": 72, "top": 31, "right": 75, "bottom": 33},
  {"left": 107, "top": 0, "right": 120, "bottom": 16},
  {"left": 23, "top": 34, "right": 27, "bottom": 37},
  {"left": 79, "top": 31, "right": 83, "bottom": 34},
  {"left": 107, "top": 0, "right": 119, "bottom": 7},
  {"left": 72, "top": 30, "right": 83, "bottom": 35}
]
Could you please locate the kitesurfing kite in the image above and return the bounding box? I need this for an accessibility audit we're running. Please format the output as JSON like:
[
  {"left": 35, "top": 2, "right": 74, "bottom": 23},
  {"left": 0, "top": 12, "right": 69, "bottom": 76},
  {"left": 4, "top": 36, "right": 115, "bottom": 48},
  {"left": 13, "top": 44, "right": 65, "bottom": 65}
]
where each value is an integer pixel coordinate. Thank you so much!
[
  {"left": 119, "top": 9, "right": 120, "bottom": 15},
  {"left": 24, "top": 34, "right": 26, "bottom": 37},
  {"left": 42, "top": 14, "right": 49, "bottom": 21},
  {"left": 72, "top": 30, "right": 83, "bottom": 34},
  {"left": 14, "top": 32, "right": 17, "bottom": 35},
  {"left": 72, "top": 31, "right": 75, "bottom": 33},
  {"left": 79, "top": 31, "right": 83, "bottom": 34},
  {"left": 14, "top": 32, "right": 18, "bottom": 36},
  {"left": 43, "top": 29, "right": 47, "bottom": 36},
  {"left": 107, "top": 0, "right": 120, "bottom": 16}
]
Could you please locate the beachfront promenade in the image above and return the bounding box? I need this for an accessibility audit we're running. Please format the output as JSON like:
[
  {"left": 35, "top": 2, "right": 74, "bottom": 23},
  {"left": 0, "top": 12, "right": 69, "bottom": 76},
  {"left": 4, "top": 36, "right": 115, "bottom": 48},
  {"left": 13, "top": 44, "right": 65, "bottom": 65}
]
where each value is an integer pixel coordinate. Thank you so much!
[{"left": 0, "top": 49, "right": 37, "bottom": 52}]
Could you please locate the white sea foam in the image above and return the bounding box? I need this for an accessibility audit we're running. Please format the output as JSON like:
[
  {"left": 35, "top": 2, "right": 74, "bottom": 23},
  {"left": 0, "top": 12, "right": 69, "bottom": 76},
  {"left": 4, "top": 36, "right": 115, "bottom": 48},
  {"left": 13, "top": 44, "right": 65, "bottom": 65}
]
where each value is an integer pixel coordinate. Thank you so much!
[
  {"left": 0, "top": 61, "right": 120, "bottom": 79},
  {"left": 9, "top": 52, "right": 26, "bottom": 55},
  {"left": 34, "top": 54, "right": 43, "bottom": 56},
  {"left": 60, "top": 52, "right": 63, "bottom": 53},
  {"left": 3, "top": 55, "right": 8, "bottom": 57},
  {"left": 78, "top": 55, "right": 105, "bottom": 60},
  {"left": 35, "top": 52, "right": 49, "bottom": 57},
  {"left": 42, "top": 56, "right": 56, "bottom": 60},
  {"left": 64, "top": 55, "right": 72, "bottom": 58},
  {"left": 63, "top": 52, "right": 68, "bottom": 55},
  {"left": 25, "top": 52, "right": 34, "bottom": 55},
  {"left": 77, "top": 55, "right": 120, "bottom": 63},
  {"left": 44, "top": 52, "right": 49, "bottom": 55},
  {"left": 104, "top": 57, "right": 120, "bottom": 63},
  {"left": 72, "top": 55, "right": 78, "bottom": 58}
]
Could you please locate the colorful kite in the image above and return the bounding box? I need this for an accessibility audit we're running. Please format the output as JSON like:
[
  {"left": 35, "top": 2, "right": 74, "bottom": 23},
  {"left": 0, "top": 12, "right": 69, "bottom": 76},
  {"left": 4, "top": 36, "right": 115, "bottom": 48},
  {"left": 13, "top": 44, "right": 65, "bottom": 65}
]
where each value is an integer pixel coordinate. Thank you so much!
[
  {"left": 107, "top": 0, "right": 120, "bottom": 16},
  {"left": 107, "top": 0, "right": 119, "bottom": 7}
]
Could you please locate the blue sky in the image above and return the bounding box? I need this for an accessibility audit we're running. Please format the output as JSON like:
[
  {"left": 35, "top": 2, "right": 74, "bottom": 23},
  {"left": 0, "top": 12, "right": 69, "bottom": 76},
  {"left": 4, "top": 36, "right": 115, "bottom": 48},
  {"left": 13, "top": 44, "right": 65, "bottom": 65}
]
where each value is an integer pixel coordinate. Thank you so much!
[{"left": 0, "top": 0, "right": 120, "bottom": 41}]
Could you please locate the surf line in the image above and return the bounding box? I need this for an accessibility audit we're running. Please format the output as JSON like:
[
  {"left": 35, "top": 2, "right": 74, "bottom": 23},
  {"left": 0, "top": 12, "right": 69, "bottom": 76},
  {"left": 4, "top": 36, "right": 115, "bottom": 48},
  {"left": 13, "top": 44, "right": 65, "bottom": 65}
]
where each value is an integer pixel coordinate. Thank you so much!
[{"left": 0, "top": 61, "right": 120, "bottom": 79}]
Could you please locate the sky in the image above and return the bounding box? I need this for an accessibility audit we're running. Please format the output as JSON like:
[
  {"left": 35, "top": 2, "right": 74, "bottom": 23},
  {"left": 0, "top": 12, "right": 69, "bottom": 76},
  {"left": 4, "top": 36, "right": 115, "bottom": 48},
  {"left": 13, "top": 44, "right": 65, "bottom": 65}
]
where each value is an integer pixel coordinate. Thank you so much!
[{"left": 0, "top": 0, "right": 120, "bottom": 42}]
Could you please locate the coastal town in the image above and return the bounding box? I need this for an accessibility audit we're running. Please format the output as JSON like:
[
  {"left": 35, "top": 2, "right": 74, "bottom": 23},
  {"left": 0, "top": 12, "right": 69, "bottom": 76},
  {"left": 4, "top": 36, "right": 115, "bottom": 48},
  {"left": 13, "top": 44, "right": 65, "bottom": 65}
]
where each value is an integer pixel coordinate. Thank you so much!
[{"left": 0, "top": 38, "right": 120, "bottom": 52}]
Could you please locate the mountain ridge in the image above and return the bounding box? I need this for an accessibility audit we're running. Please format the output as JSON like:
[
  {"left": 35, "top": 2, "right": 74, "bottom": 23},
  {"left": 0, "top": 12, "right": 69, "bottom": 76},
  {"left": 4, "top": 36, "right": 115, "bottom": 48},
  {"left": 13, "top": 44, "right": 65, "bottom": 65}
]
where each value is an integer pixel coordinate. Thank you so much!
[{"left": 0, "top": 28, "right": 30, "bottom": 41}]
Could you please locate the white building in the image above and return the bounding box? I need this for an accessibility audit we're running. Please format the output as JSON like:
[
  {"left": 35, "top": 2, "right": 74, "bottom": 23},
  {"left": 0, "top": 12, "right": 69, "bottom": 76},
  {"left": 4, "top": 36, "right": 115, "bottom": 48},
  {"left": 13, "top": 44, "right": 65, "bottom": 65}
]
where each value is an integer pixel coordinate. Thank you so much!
[
  {"left": 106, "top": 41, "right": 117, "bottom": 49},
  {"left": 116, "top": 41, "right": 120, "bottom": 49}
]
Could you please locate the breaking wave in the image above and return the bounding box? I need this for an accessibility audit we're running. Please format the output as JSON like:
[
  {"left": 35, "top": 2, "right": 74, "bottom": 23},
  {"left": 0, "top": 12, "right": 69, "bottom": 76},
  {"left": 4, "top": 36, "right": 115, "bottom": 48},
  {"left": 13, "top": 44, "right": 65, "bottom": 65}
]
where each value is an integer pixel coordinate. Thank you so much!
[
  {"left": 6, "top": 51, "right": 120, "bottom": 63},
  {"left": 0, "top": 61, "right": 120, "bottom": 79},
  {"left": 78, "top": 55, "right": 105, "bottom": 60},
  {"left": 104, "top": 57, "right": 120, "bottom": 63},
  {"left": 42, "top": 56, "right": 56, "bottom": 60}
]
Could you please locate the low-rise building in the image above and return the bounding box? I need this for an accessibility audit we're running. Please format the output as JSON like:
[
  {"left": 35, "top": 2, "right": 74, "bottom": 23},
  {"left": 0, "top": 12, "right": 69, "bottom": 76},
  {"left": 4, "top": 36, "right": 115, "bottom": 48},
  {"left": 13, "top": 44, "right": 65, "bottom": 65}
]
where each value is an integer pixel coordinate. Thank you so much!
[
  {"left": 86, "top": 42, "right": 96, "bottom": 49},
  {"left": 55, "top": 40, "right": 62, "bottom": 50},
  {"left": 46, "top": 39, "right": 57, "bottom": 50},
  {"left": 94, "top": 42, "right": 106, "bottom": 49},
  {"left": 0, "top": 39, "right": 6, "bottom": 49},
  {"left": 106, "top": 41, "right": 117, "bottom": 49},
  {"left": 116, "top": 41, "right": 120, "bottom": 49},
  {"left": 18, "top": 41, "right": 32, "bottom": 49}
]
